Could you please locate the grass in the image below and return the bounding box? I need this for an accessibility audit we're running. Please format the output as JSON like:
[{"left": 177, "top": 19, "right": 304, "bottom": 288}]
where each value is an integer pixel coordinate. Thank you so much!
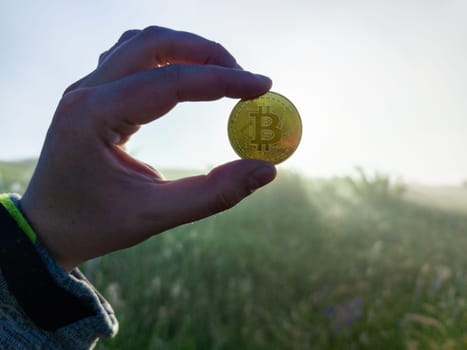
[{"left": 1, "top": 160, "right": 466, "bottom": 349}]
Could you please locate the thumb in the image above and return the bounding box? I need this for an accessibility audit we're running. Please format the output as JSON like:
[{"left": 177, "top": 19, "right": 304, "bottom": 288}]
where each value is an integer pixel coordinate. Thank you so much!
[{"left": 151, "top": 159, "right": 276, "bottom": 230}]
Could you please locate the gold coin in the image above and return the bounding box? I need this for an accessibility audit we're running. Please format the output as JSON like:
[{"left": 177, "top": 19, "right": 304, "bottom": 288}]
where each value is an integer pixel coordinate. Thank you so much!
[{"left": 228, "top": 91, "right": 302, "bottom": 164}]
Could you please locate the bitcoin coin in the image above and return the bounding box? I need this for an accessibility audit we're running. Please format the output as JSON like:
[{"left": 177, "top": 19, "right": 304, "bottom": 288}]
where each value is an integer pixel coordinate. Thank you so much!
[{"left": 228, "top": 91, "right": 302, "bottom": 164}]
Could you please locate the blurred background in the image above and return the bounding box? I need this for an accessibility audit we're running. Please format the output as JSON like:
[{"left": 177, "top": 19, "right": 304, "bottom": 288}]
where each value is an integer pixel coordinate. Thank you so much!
[{"left": 1, "top": 1, "right": 466, "bottom": 349}]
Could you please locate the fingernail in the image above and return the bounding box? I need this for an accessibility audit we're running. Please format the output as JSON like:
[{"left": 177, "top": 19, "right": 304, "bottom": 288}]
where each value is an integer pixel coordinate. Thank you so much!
[{"left": 248, "top": 164, "right": 277, "bottom": 191}]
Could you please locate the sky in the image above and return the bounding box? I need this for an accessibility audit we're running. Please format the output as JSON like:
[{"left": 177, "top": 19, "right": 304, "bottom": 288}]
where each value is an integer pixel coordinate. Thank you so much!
[{"left": 0, "top": 0, "right": 466, "bottom": 185}]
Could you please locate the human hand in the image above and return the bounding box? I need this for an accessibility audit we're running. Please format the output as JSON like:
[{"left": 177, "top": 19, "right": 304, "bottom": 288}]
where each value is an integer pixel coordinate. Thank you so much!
[{"left": 20, "top": 26, "right": 276, "bottom": 271}]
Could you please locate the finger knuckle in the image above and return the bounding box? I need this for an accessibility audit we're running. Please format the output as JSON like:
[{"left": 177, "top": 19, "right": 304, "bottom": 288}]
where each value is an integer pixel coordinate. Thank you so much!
[
  {"left": 160, "top": 64, "right": 183, "bottom": 100},
  {"left": 141, "top": 25, "right": 166, "bottom": 42},
  {"left": 54, "top": 88, "right": 96, "bottom": 130},
  {"left": 207, "top": 41, "right": 236, "bottom": 67},
  {"left": 138, "top": 26, "right": 168, "bottom": 59},
  {"left": 211, "top": 41, "right": 226, "bottom": 55},
  {"left": 63, "top": 82, "right": 79, "bottom": 96},
  {"left": 206, "top": 171, "right": 246, "bottom": 213},
  {"left": 98, "top": 50, "right": 109, "bottom": 64},
  {"left": 59, "top": 88, "right": 93, "bottom": 113},
  {"left": 118, "top": 29, "right": 141, "bottom": 43},
  {"left": 211, "top": 190, "right": 239, "bottom": 212}
]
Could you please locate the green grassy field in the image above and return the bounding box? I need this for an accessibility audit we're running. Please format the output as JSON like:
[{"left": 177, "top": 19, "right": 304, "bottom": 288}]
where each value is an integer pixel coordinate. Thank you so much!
[{"left": 1, "top": 161, "right": 466, "bottom": 349}]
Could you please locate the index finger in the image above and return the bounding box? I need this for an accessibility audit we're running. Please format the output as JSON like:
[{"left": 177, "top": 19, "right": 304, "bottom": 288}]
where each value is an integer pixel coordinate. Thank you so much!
[
  {"left": 88, "top": 65, "right": 272, "bottom": 144},
  {"left": 85, "top": 26, "right": 241, "bottom": 87}
]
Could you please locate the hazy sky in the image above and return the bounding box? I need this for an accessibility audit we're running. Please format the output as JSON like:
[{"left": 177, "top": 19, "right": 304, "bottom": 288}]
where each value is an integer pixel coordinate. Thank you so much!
[{"left": 1, "top": 0, "right": 466, "bottom": 185}]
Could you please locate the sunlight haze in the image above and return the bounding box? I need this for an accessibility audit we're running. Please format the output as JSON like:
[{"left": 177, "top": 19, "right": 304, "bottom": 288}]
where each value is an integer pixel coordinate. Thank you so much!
[{"left": 1, "top": 0, "right": 466, "bottom": 185}]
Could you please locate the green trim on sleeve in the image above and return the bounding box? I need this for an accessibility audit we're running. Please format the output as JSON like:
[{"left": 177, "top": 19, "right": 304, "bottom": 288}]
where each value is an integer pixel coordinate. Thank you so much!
[{"left": 0, "top": 194, "right": 37, "bottom": 243}]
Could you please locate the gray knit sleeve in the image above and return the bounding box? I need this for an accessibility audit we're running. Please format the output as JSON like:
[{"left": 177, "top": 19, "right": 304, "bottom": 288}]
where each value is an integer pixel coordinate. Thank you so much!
[{"left": 0, "top": 195, "right": 118, "bottom": 349}]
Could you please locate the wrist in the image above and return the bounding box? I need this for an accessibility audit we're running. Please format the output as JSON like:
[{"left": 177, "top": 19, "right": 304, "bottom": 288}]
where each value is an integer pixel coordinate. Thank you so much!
[
  {"left": 18, "top": 191, "right": 76, "bottom": 271},
  {"left": 0, "top": 193, "right": 96, "bottom": 330}
]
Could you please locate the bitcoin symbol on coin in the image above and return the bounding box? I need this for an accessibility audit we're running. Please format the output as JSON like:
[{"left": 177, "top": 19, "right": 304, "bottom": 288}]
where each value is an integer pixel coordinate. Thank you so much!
[
  {"left": 250, "top": 106, "right": 281, "bottom": 151},
  {"left": 228, "top": 91, "right": 302, "bottom": 164}
]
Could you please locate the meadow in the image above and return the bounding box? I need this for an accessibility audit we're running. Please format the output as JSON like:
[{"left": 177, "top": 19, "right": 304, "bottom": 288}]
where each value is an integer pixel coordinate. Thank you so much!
[{"left": 1, "top": 160, "right": 466, "bottom": 349}]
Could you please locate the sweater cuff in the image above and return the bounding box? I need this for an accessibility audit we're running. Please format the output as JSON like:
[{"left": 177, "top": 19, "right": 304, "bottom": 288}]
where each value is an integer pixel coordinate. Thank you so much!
[
  {"left": 0, "top": 194, "right": 118, "bottom": 349},
  {"left": 35, "top": 241, "right": 118, "bottom": 348}
]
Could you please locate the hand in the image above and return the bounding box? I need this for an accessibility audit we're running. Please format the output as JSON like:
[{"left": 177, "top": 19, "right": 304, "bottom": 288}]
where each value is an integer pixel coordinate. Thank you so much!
[{"left": 20, "top": 26, "right": 276, "bottom": 271}]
